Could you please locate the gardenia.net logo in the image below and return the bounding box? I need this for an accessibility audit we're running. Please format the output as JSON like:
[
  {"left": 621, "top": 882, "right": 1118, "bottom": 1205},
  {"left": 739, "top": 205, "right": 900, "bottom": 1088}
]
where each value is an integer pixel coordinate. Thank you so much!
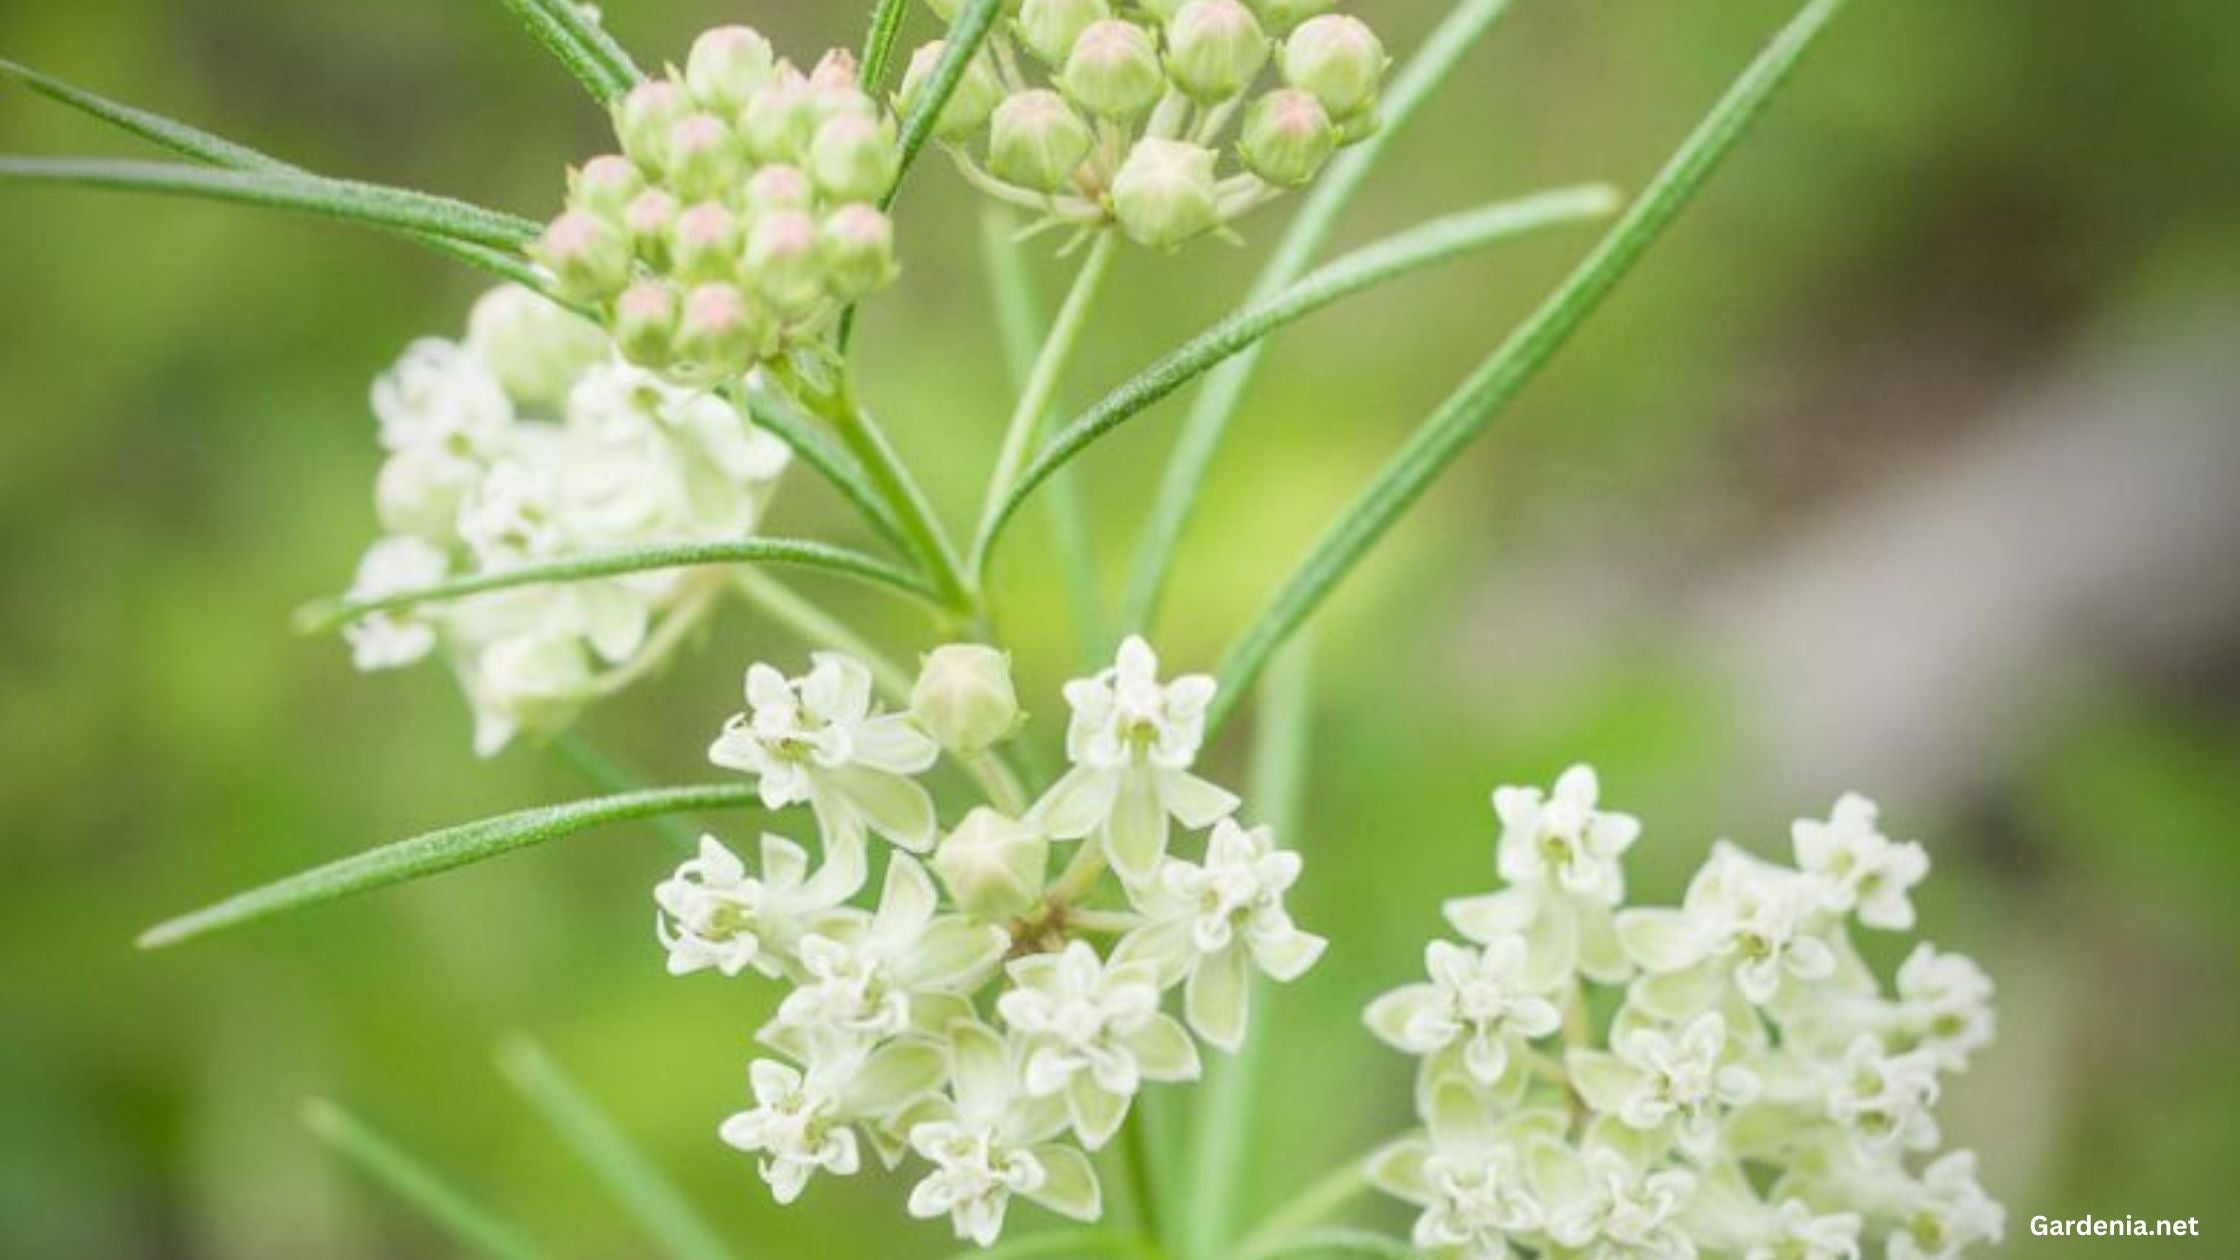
[{"left": 2031, "top": 1214, "right": 2201, "bottom": 1238}]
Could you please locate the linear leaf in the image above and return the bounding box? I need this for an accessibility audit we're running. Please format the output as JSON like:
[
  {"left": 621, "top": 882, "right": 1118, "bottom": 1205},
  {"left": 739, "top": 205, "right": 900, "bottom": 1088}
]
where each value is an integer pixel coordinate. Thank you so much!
[
  {"left": 884, "top": 0, "right": 1003, "bottom": 208},
  {"left": 303, "top": 1098, "right": 557, "bottom": 1260},
  {"left": 1209, "top": 0, "right": 1854, "bottom": 732},
  {"left": 139, "top": 784, "right": 758, "bottom": 949},
  {"left": 498, "top": 1038, "right": 739, "bottom": 1260},
  {"left": 293, "top": 538, "right": 936, "bottom": 635},
  {"left": 498, "top": 0, "right": 644, "bottom": 102},
  {"left": 861, "top": 0, "right": 915, "bottom": 90},
  {"left": 732, "top": 381, "right": 913, "bottom": 555},
  {"left": 973, "top": 186, "right": 1618, "bottom": 570}
]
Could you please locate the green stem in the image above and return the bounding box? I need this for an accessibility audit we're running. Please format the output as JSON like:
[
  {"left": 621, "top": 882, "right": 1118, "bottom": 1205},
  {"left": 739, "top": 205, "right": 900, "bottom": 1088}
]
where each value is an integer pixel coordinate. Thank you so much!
[
  {"left": 1121, "top": 1104, "right": 1167, "bottom": 1252},
  {"left": 799, "top": 372, "right": 976, "bottom": 617},
  {"left": 302, "top": 1099, "right": 555, "bottom": 1260},
  {"left": 1232, "top": 1161, "right": 1370, "bottom": 1260}
]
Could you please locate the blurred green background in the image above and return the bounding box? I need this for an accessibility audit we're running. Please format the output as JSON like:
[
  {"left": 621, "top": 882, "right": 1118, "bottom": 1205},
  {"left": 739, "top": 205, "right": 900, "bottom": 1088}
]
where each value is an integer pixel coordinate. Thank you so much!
[{"left": 3, "top": 0, "right": 2236, "bottom": 1256}]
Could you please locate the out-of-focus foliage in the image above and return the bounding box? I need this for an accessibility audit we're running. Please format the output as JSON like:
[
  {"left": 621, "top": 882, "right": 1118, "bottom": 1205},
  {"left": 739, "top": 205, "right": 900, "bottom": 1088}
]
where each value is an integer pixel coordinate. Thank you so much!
[{"left": 1, "top": 1, "right": 2234, "bottom": 1257}]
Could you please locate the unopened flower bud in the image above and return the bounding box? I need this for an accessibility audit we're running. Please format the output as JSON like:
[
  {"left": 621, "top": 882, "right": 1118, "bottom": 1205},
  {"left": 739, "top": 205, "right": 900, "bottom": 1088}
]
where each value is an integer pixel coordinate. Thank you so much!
[
  {"left": 911, "top": 644, "right": 1020, "bottom": 754},
  {"left": 1018, "top": 0, "right": 1110, "bottom": 66},
  {"left": 568, "top": 154, "right": 643, "bottom": 219},
  {"left": 622, "top": 189, "right": 680, "bottom": 267},
  {"left": 1165, "top": 0, "right": 1270, "bottom": 103},
  {"left": 1280, "top": 13, "right": 1385, "bottom": 119},
  {"left": 900, "top": 42, "right": 1004, "bottom": 141},
  {"left": 807, "top": 111, "right": 900, "bottom": 203},
  {"left": 666, "top": 112, "right": 743, "bottom": 200},
  {"left": 534, "top": 210, "right": 633, "bottom": 300},
  {"left": 1110, "top": 138, "right": 1219, "bottom": 248},
  {"left": 1237, "top": 87, "right": 1334, "bottom": 185},
  {"left": 741, "top": 164, "right": 815, "bottom": 214},
  {"left": 933, "top": 808, "right": 1048, "bottom": 919},
  {"left": 612, "top": 280, "right": 680, "bottom": 366},
  {"left": 809, "top": 49, "right": 863, "bottom": 95},
  {"left": 1248, "top": 0, "right": 1333, "bottom": 32},
  {"left": 1060, "top": 20, "right": 1166, "bottom": 121},
  {"left": 988, "top": 89, "right": 1094, "bottom": 191},
  {"left": 613, "top": 79, "right": 693, "bottom": 173},
  {"left": 744, "top": 209, "right": 827, "bottom": 315},
  {"left": 674, "top": 282, "right": 770, "bottom": 376},
  {"left": 685, "top": 25, "right": 778, "bottom": 114},
  {"left": 819, "top": 204, "right": 898, "bottom": 301},
  {"left": 740, "top": 70, "right": 819, "bottom": 163},
  {"left": 670, "top": 202, "right": 744, "bottom": 282},
  {"left": 466, "top": 284, "right": 610, "bottom": 406}
]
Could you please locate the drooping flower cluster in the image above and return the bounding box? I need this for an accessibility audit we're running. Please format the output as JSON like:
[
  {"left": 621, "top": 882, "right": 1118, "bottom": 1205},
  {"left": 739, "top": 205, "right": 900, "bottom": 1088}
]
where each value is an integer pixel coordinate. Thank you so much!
[
  {"left": 908, "top": 0, "right": 1389, "bottom": 248},
  {"left": 1364, "top": 768, "right": 2004, "bottom": 1260},
  {"left": 343, "top": 284, "right": 789, "bottom": 754},
  {"left": 657, "top": 637, "right": 1324, "bottom": 1246},
  {"left": 533, "top": 26, "right": 903, "bottom": 382}
]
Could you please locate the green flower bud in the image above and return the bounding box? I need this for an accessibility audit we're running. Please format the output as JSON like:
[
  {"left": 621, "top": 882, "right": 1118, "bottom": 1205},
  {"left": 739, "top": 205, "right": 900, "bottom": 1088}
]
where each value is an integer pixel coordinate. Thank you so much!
[
  {"left": 466, "top": 284, "right": 610, "bottom": 406},
  {"left": 807, "top": 111, "right": 900, "bottom": 203},
  {"left": 988, "top": 89, "right": 1095, "bottom": 191},
  {"left": 1280, "top": 13, "right": 1385, "bottom": 119},
  {"left": 670, "top": 202, "right": 743, "bottom": 282},
  {"left": 621, "top": 189, "right": 680, "bottom": 268},
  {"left": 1248, "top": 0, "right": 1333, "bottom": 32},
  {"left": 818, "top": 204, "right": 898, "bottom": 301},
  {"left": 899, "top": 41, "right": 1004, "bottom": 140},
  {"left": 674, "top": 282, "right": 771, "bottom": 376},
  {"left": 613, "top": 79, "right": 693, "bottom": 173},
  {"left": 1110, "top": 138, "right": 1219, "bottom": 248},
  {"left": 744, "top": 209, "right": 827, "bottom": 315},
  {"left": 933, "top": 807, "right": 1048, "bottom": 920},
  {"left": 534, "top": 210, "right": 633, "bottom": 300},
  {"left": 1165, "top": 0, "right": 1270, "bottom": 103},
  {"left": 911, "top": 644, "right": 1020, "bottom": 755},
  {"left": 1017, "top": 0, "right": 1110, "bottom": 65},
  {"left": 1237, "top": 87, "right": 1334, "bottom": 185},
  {"left": 741, "top": 164, "right": 815, "bottom": 214},
  {"left": 685, "top": 25, "right": 777, "bottom": 114},
  {"left": 612, "top": 280, "right": 680, "bottom": 367},
  {"left": 740, "top": 70, "right": 819, "bottom": 163},
  {"left": 665, "top": 112, "right": 744, "bottom": 200},
  {"left": 568, "top": 154, "right": 643, "bottom": 220},
  {"left": 1060, "top": 19, "right": 1166, "bottom": 121}
]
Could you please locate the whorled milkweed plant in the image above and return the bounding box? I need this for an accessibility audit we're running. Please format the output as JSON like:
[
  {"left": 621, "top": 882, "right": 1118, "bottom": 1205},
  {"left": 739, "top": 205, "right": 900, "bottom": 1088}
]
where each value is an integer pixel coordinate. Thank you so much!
[{"left": 6, "top": 0, "right": 2006, "bottom": 1255}]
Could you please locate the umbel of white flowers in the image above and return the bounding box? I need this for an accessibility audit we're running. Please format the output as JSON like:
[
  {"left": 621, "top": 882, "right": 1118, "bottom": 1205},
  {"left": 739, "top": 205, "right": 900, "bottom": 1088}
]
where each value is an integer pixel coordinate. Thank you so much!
[
  {"left": 342, "top": 284, "right": 790, "bottom": 754},
  {"left": 1362, "top": 768, "right": 2006, "bottom": 1260},
  {"left": 660, "top": 636, "right": 1324, "bottom": 1247}
]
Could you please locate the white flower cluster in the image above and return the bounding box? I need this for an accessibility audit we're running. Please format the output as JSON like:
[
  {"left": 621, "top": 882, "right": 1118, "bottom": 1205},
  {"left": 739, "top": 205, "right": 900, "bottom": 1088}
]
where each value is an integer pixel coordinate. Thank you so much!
[
  {"left": 1365, "top": 769, "right": 2004, "bottom": 1260},
  {"left": 344, "top": 284, "right": 790, "bottom": 754},
  {"left": 657, "top": 637, "right": 1324, "bottom": 1246}
]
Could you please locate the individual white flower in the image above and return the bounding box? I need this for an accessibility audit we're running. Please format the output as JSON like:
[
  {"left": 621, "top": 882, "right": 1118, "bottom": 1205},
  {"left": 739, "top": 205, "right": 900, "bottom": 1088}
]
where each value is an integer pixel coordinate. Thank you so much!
[
  {"left": 904, "top": 1021, "right": 1099, "bottom": 1248},
  {"left": 1893, "top": 944, "right": 1996, "bottom": 1071},
  {"left": 1364, "top": 935, "right": 1563, "bottom": 1090},
  {"left": 1568, "top": 1012, "right": 1761, "bottom": 1159},
  {"left": 1792, "top": 793, "right": 1930, "bottom": 931},
  {"left": 996, "top": 941, "right": 1201, "bottom": 1148},
  {"left": 1367, "top": 1084, "right": 1549, "bottom": 1259},
  {"left": 342, "top": 535, "right": 448, "bottom": 670},
  {"left": 1028, "top": 636, "right": 1240, "bottom": 884},
  {"left": 457, "top": 453, "right": 566, "bottom": 566},
  {"left": 1885, "top": 1150, "right": 2004, "bottom": 1260},
  {"left": 1534, "top": 1140, "right": 1698, "bottom": 1260},
  {"left": 1494, "top": 764, "right": 1641, "bottom": 905},
  {"left": 1618, "top": 844, "right": 1837, "bottom": 1011},
  {"left": 461, "top": 631, "right": 594, "bottom": 756},
  {"left": 771, "top": 857, "right": 1007, "bottom": 1046},
  {"left": 1824, "top": 1034, "right": 1941, "bottom": 1157},
  {"left": 1116, "top": 818, "right": 1325, "bottom": 1051},
  {"left": 1743, "top": 1200, "right": 1863, "bottom": 1260},
  {"left": 708, "top": 653, "right": 943, "bottom": 851},
  {"left": 371, "top": 336, "right": 513, "bottom": 459},
  {"left": 718, "top": 1058, "right": 861, "bottom": 1204},
  {"left": 654, "top": 833, "right": 860, "bottom": 978}
]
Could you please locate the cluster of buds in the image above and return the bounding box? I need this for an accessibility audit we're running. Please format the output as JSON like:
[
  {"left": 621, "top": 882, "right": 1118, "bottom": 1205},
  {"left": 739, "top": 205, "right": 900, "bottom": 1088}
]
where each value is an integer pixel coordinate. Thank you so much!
[
  {"left": 1362, "top": 768, "right": 2006, "bottom": 1260},
  {"left": 532, "top": 27, "right": 903, "bottom": 382},
  {"left": 655, "top": 637, "right": 1324, "bottom": 1246},
  {"left": 907, "top": 0, "right": 1388, "bottom": 248},
  {"left": 342, "top": 285, "right": 790, "bottom": 753}
]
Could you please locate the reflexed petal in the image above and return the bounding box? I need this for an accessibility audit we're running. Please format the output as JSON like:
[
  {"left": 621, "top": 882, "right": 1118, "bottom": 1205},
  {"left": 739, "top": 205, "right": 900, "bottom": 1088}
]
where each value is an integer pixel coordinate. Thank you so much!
[
  {"left": 1444, "top": 886, "right": 1537, "bottom": 940},
  {"left": 1185, "top": 943, "right": 1251, "bottom": 1052},
  {"left": 1067, "top": 1075, "right": 1129, "bottom": 1149},
  {"left": 852, "top": 713, "right": 940, "bottom": 774},
  {"left": 803, "top": 652, "right": 871, "bottom": 721},
  {"left": 1364, "top": 984, "right": 1445, "bottom": 1052},
  {"left": 1364, "top": 1137, "right": 1433, "bottom": 1203},
  {"left": 1519, "top": 898, "right": 1581, "bottom": 993},
  {"left": 1029, "top": 765, "right": 1120, "bottom": 841},
  {"left": 1113, "top": 916, "right": 1196, "bottom": 988},
  {"left": 1103, "top": 770, "right": 1168, "bottom": 884},
  {"left": 1156, "top": 768, "right": 1239, "bottom": 829},
  {"left": 946, "top": 1021, "right": 1012, "bottom": 1117},
  {"left": 1126, "top": 1014, "right": 1202, "bottom": 1081},
  {"left": 1614, "top": 908, "right": 1703, "bottom": 972},
  {"left": 1252, "top": 928, "right": 1326, "bottom": 982},
  {"left": 847, "top": 1038, "right": 947, "bottom": 1114},
  {"left": 1566, "top": 1049, "right": 1644, "bottom": 1115},
  {"left": 1425, "top": 1078, "right": 1496, "bottom": 1149},
  {"left": 1575, "top": 903, "right": 1633, "bottom": 984},
  {"left": 1027, "top": 1143, "right": 1102, "bottom": 1221},
  {"left": 1633, "top": 961, "right": 1728, "bottom": 1022},
  {"left": 757, "top": 833, "right": 810, "bottom": 888},
  {"left": 831, "top": 766, "right": 937, "bottom": 851},
  {"left": 908, "top": 918, "right": 1009, "bottom": 990},
  {"left": 877, "top": 853, "right": 939, "bottom": 937}
]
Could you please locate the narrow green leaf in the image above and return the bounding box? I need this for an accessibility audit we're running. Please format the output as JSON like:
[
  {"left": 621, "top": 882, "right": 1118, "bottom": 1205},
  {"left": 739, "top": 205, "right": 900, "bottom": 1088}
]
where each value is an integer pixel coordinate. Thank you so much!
[
  {"left": 1209, "top": 0, "right": 1853, "bottom": 733},
  {"left": 1232, "top": 1162, "right": 1371, "bottom": 1260},
  {"left": 303, "top": 1098, "right": 556, "bottom": 1260},
  {"left": 883, "top": 0, "right": 1004, "bottom": 208},
  {"left": 497, "top": 0, "right": 644, "bottom": 103},
  {"left": 974, "top": 187, "right": 1619, "bottom": 571},
  {"left": 731, "top": 381, "right": 913, "bottom": 556},
  {"left": 0, "top": 55, "right": 289, "bottom": 171},
  {"left": 551, "top": 734, "right": 701, "bottom": 853},
  {"left": 1119, "top": 0, "right": 1522, "bottom": 635},
  {"left": 498, "top": 1037, "right": 738, "bottom": 1260},
  {"left": 0, "top": 156, "right": 541, "bottom": 248},
  {"left": 138, "top": 784, "right": 758, "bottom": 949},
  {"left": 861, "top": 0, "right": 916, "bottom": 91},
  {"left": 292, "top": 537, "right": 937, "bottom": 636}
]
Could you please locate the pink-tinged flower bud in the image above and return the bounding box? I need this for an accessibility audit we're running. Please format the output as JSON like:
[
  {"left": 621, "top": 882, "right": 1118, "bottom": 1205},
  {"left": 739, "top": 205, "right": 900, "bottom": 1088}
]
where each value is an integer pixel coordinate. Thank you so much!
[
  {"left": 809, "top": 48, "right": 863, "bottom": 95},
  {"left": 988, "top": 89, "right": 1094, "bottom": 191},
  {"left": 1237, "top": 87, "right": 1334, "bottom": 185},
  {"left": 819, "top": 204, "right": 898, "bottom": 300},
  {"left": 1280, "top": 14, "right": 1385, "bottom": 119},
  {"left": 675, "top": 282, "right": 771, "bottom": 377},
  {"left": 1165, "top": 0, "right": 1270, "bottom": 103},
  {"left": 741, "top": 164, "right": 815, "bottom": 214},
  {"left": 534, "top": 210, "right": 632, "bottom": 300},
  {"left": 808, "top": 111, "right": 901, "bottom": 203},
  {"left": 1060, "top": 20, "right": 1166, "bottom": 121},
  {"left": 933, "top": 807, "right": 1047, "bottom": 919},
  {"left": 685, "top": 25, "right": 777, "bottom": 114},
  {"left": 1248, "top": 0, "right": 1333, "bottom": 32},
  {"left": 669, "top": 202, "right": 743, "bottom": 282},
  {"left": 613, "top": 79, "right": 693, "bottom": 173},
  {"left": 899, "top": 41, "right": 1005, "bottom": 141},
  {"left": 1110, "top": 138, "right": 1219, "bottom": 248},
  {"left": 740, "top": 70, "right": 819, "bottom": 163},
  {"left": 568, "top": 154, "right": 643, "bottom": 219},
  {"left": 1018, "top": 0, "right": 1110, "bottom": 66},
  {"left": 622, "top": 189, "right": 680, "bottom": 267},
  {"left": 744, "top": 209, "right": 827, "bottom": 315},
  {"left": 665, "top": 112, "right": 743, "bottom": 200},
  {"left": 612, "top": 280, "right": 680, "bottom": 367}
]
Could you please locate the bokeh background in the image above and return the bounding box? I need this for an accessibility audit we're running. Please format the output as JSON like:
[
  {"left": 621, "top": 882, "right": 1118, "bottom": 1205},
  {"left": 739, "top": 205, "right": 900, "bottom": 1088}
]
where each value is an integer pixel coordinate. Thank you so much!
[{"left": 3, "top": 0, "right": 2236, "bottom": 1256}]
